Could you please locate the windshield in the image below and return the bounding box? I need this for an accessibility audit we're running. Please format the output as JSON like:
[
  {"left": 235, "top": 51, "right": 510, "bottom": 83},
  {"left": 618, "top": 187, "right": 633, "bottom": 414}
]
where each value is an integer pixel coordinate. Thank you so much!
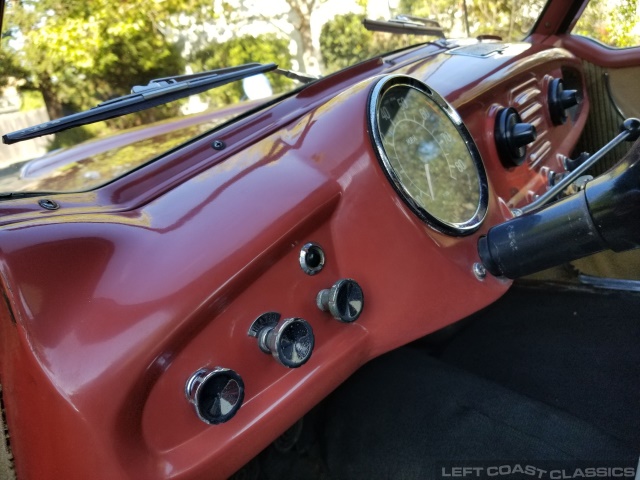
[{"left": 0, "top": 0, "right": 547, "bottom": 195}]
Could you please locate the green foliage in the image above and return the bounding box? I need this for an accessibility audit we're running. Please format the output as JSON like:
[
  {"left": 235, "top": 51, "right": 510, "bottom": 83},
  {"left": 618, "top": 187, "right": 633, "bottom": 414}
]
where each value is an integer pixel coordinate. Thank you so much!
[
  {"left": 19, "top": 90, "right": 45, "bottom": 112},
  {"left": 0, "top": 37, "right": 28, "bottom": 88},
  {"left": 574, "top": 0, "right": 640, "bottom": 48},
  {"left": 397, "top": 0, "right": 457, "bottom": 33},
  {"left": 320, "top": 13, "right": 413, "bottom": 73},
  {"left": 190, "top": 34, "right": 294, "bottom": 107},
  {"left": 467, "top": 0, "right": 546, "bottom": 40},
  {"left": 4, "top": 0, "right": 193, "bottom": 123},
  {"left": 397, "top": 0, "right": 545, "bottom": 40},
  {"left": 320, "top": 13, "right": 374, "bottom": 71}
]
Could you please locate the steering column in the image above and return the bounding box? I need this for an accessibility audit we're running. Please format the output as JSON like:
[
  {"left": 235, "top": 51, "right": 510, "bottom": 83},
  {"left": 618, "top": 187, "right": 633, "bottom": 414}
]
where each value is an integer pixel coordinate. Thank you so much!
[{"left": 478, "top": 118, "right": 640, "bottom": 279}]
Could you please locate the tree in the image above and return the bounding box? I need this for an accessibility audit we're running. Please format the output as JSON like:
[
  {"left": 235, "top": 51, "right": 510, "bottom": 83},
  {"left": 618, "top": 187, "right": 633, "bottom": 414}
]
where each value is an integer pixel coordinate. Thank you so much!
[
  {"left": 574, "top": 0, "right": 640, "bottom": 48},
  {"left": 320, "top": 13, "right": 421, "bottom": 73},
  {"left": 219, "top": 0, "right": 327, "bottom": 74},
  {"left": 466, "top": 0, "right": 546, "bottom": 40},
  {"left": 397, "top": 0, "right": 545, "bottom": 41},
  {"left": 397, "top": 0, "right": 463, "bottom": 36},
  {"left": 0, "top": 37, "right": 27, "bottom": 89},
  {"left": 3, "top": 0, "right": 207, "bottom": 122},
  {"left": 320, "top": 13, "right": 374, "bottom": 72},
  {"left": 284, "top": 0, "right": 325, "bottom": 75},
  {"left": 190, "top": 34, "right": 294, "bottom": 107}
]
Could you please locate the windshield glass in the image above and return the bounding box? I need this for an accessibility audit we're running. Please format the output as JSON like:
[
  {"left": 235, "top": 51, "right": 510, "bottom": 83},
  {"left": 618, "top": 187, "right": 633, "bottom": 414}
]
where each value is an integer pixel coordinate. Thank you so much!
[{"left": 0, "top": 0, "right": 546, "bottom": 195}]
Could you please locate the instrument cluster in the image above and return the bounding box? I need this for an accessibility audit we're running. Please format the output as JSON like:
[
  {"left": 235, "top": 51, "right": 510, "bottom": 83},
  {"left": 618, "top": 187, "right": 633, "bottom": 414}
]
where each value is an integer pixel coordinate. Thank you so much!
[{"left": 369, "top": 75, "right": 488, "bottom": 236}]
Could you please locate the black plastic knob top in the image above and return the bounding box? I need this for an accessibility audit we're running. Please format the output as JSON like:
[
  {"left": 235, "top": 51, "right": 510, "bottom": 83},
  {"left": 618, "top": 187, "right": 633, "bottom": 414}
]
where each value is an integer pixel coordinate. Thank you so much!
[
  {"left": 317, "top": 278, "right": 364, "bottom": 323},
  {"left": 622, "top": 117, "right": 640, "bottom": 142},
  {"left": 548, "top": 78, "right": 579, "bottom": 125},
  {"left": 511, "top": 122, "right": 537, "bottom": 147},
  {"left": 560, "top": 90, "right": 578, "bottom": 110},
  {"left": 495, "top": 107, "right": 537, "bottom": 167}
]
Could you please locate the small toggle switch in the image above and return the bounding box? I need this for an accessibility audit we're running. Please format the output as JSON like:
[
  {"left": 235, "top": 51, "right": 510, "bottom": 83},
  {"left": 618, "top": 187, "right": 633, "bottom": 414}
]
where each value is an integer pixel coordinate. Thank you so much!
[
  {"left": 185, "top": 367, "right": 244, "bottom": 425},
  {"left": 316, "top": 278, "right": 364, "bottom": 323},
  {"left": 248, "top": 312, "right": 314, "bottom": 368}
]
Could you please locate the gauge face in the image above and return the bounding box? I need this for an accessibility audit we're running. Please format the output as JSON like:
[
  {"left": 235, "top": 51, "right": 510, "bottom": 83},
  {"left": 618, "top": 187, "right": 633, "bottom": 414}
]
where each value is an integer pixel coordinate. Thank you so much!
[{"left": 369, "top": 76, "right": 488, "bottom": 235}]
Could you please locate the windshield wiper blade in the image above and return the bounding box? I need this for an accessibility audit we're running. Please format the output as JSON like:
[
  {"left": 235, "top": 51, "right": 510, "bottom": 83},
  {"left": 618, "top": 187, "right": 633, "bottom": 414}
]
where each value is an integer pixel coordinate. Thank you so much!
[{"left": 3, "top": 62, "right": 277, "bottom": 145}]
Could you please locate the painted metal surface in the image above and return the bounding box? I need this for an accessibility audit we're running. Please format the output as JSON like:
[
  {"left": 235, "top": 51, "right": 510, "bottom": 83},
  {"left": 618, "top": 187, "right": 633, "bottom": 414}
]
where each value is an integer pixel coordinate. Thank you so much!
[{"left": 0, "top": 40, "right": 591, "bottom": 479}]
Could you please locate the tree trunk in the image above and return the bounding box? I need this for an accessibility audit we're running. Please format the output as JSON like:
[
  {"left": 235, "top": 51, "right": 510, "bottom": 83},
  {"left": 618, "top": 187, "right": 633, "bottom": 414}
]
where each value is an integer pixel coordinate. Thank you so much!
[
  {"left": 39, "top": 76, "right": 65, "bottom": 120},
  {"left": 286, "top": 0, "right": 322, "bottom": 75}
]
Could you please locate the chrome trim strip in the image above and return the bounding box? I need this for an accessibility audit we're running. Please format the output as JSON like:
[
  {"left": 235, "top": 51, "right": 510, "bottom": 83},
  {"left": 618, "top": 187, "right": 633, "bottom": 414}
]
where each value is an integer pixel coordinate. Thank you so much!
[{"left": 578, "top": 274, "right": 640, "bottom": 293}]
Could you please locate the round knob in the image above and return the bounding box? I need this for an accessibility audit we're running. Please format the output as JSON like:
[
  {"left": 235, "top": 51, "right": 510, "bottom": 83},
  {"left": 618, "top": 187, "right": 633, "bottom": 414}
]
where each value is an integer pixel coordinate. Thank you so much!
[
  {"left": 316, "top": 278, "right": 364, "bottom": 323},
  {"left": 185, "top": 367, "right": 244, "bottom": 425},
  {"left": 622, "top": 117, "right": 640, "bottom": 141},
  {"left": 257, "top": 317, "right": 314, "bottom": 368},
  {"left": 495, "top": 107, "right": 537, "bottom": 167},
  {"left": 548, "top": 78, "right": 579, "bottom": 125}
]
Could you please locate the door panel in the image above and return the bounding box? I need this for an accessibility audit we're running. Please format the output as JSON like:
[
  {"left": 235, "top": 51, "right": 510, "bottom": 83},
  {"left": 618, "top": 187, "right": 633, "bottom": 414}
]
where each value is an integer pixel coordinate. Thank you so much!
[
  {"left": 608, "top": 66, "right": 640, "bottom": 120},
  {"left": 572, "top": 60, "right": 628, "bottom": 176}
]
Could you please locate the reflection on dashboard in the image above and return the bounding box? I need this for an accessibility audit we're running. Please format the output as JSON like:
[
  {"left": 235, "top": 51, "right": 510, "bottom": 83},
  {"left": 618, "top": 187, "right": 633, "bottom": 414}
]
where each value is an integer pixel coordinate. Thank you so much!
[{"left": 369, "top": 76, "right": 488, "bottom": 236}]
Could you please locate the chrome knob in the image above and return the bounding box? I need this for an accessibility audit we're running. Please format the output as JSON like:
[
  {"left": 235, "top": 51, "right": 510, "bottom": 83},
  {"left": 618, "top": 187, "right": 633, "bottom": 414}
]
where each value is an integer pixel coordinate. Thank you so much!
[
  {"left": 185, "top": 367, "right": 244, "bottom": 425},
  {"left": 316, "top": 278, "right": 364, "bottom": 323},
  {"left": 249, "top": 312, "right": 314, "bottom": 368}
]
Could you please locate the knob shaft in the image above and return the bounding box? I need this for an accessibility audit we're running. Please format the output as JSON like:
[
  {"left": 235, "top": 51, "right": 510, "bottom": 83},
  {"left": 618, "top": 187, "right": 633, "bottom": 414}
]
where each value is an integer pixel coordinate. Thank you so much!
[
  {"left": 317, "top": 278, "right": 364, "bottom": 323},
  {"left": 254, "top": 316, "right": 314, "bottom": 368}
]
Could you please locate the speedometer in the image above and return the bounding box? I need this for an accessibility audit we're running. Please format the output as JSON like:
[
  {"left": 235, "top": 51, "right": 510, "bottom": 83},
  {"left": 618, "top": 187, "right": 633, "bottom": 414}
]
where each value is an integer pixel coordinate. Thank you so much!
[{"left": 368, "top": 75, "right": 488, "bottom": 236}]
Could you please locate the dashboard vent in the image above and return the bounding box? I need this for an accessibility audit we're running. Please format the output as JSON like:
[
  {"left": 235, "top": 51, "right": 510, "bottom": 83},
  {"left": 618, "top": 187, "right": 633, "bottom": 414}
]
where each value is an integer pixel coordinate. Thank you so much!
[{"left": 513, "top": 77, "right": 549, "bottom": 167}]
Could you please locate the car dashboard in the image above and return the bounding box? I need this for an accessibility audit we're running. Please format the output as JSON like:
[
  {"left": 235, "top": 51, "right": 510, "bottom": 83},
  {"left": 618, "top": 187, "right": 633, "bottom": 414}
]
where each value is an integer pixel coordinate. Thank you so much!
[{"left": 0, "top": 40, "right": 591, "bottom": 479}]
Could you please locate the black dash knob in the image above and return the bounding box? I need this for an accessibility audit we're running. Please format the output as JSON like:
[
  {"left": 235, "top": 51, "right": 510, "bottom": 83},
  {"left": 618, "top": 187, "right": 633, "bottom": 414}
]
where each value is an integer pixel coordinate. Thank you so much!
[
  {"left": 511, "top": 122, "right": 536, "bottom": 147},
  {"left": 185, "top": 367, "right": 244, "bottom": 425},
  {"left": 495, "top": 107, "right": 537, "bottom": 167},
  {"left": 316, "top": 279, "right": 364, "bottom": 323},
  {"left": 548, "top": 78, "right": 579, "bottom": 125}
]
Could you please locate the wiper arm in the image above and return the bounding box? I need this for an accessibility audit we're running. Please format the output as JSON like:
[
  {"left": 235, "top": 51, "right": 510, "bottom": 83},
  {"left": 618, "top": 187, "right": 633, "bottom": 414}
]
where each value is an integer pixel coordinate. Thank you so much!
[
  {"left": 363, "top": 17, "right": 445, "bottom": 38},
  {"left": 3, "top": 62, "right": 277, "bottom": 145},
  {"left": 275, "top": 68, "right": 318, "bottom": 84}
]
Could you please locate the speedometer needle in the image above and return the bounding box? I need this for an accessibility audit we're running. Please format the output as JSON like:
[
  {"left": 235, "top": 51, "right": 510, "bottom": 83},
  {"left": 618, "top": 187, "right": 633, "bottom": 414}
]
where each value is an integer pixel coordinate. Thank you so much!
[{"left": 424, "top": 163, "right": 435, "bottom": 200}]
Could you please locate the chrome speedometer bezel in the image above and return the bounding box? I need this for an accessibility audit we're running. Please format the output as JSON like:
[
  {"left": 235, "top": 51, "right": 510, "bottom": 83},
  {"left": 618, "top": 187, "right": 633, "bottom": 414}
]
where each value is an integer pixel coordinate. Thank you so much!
[{"left": 368, "top": 75, "right": 489, "bottom": 236}]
